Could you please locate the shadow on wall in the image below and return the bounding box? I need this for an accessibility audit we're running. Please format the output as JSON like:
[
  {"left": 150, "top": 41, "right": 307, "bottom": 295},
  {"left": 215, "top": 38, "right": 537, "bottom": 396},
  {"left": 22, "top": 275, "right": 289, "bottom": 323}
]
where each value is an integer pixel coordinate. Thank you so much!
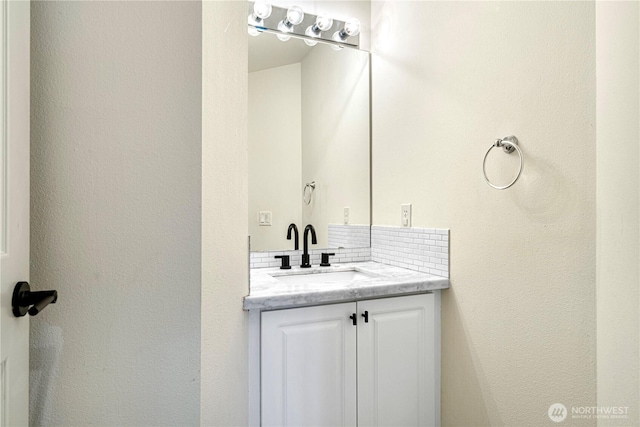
[
  {"left": 441, "top": 290, "right": 502, "bottom": 426},
  {"left": 508, "top": 150, "right": 583, "bottom": 224},
  {"left": 30, "top": 325, "right": 63, "bottom": 426}
]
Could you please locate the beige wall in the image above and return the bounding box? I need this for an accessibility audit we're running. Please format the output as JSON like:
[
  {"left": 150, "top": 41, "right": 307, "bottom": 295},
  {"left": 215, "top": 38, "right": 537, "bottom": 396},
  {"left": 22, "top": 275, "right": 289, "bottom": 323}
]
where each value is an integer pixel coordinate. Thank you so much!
[
  {"left": 596, "top": 2, "right": 640, "bottom": 425},
  {"left": 371, "top": 2, "right": 596, "bottom": 425},
  {"left": 249, "top": 64, "right": 302, "bottom": 251},
  {"left": 30, "top": 1, "right": 202, "bottom": 425},
  {"left": 301, "top": 44, "right": 370, "bottom": 247},
  {"left": 201, "top": 1, "right": 249, "bottom": 425}
]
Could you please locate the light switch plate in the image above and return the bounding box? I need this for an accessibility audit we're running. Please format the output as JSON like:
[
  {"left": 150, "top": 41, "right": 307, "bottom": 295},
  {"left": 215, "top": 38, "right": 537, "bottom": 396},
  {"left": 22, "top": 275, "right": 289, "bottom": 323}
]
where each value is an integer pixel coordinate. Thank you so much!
[
  {"left": 344, "top": 207, "right": 350, "bottom": 224},
  {"left": 258, "top": 211, "right": 272, "bottom": 226},
  {"left": 401, "top": 204, "right": 412, "bottom": 228}
]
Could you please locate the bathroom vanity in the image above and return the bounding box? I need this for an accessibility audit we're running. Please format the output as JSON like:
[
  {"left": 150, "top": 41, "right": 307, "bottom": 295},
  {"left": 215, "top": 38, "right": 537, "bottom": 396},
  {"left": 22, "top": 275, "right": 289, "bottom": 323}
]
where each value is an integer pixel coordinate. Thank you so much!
[
  {"left": 244, "top": 263, "right": 449, "bottom": 426},
  {"left": 245, "top": 5, "right": 450, "bottom": 424}
]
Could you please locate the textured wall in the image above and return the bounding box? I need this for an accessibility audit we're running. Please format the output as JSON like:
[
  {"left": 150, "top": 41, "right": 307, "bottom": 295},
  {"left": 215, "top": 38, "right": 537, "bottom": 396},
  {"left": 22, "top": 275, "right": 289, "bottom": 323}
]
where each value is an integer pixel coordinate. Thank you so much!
[
  {"left": 596, "top": 2, "right": 640, "bottom": 425},
  {"left": 30, "top": 2, "right": 201, "bottom": 425},
  {"left": 371, "top": 2, "right": 596, "bottom": 425},
  {"left": 201, "top": 1, "right": 249, "bottom": 425}
]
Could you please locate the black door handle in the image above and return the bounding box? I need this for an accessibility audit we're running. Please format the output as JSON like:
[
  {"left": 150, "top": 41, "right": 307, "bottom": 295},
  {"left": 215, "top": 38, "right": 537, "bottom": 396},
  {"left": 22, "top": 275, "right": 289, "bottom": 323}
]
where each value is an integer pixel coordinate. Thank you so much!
[
  {"left": 12, "top": 282, "right": 58, "bottom": 317},
  {"left": 349, "top": 313, "right": 357, "bottom": 326},
  {"left": 361, "top": 310, "right": 369, "bottom": 323}
]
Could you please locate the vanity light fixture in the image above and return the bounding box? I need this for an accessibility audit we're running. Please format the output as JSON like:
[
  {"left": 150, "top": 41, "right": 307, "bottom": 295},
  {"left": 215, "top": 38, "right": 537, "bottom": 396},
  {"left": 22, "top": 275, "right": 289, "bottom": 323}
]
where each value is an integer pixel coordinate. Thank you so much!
[
  {"left": 304, "top": 15, "right": 334, "bottom": 46},
  {"left": 276, "top": 5, "right": 304, "bottom": 41},
  {"left": 247, "top": 1, "right": 272, "bottom": 36},
  {"left": 247, "top": 2, "right": 361, "bottom": 48},
  {"left": 331, "top": 18, "right": 361, "bottom": 49}
]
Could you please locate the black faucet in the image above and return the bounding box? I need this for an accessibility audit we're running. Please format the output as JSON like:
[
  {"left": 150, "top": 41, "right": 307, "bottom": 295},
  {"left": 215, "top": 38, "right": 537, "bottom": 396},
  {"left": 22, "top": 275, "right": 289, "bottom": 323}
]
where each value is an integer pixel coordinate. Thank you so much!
[
  {"left": 301, "top": 224, "right": 317, "bottom": 268},
  {"left": 287, "top": 223, "right": 299, "bottom": 250}
]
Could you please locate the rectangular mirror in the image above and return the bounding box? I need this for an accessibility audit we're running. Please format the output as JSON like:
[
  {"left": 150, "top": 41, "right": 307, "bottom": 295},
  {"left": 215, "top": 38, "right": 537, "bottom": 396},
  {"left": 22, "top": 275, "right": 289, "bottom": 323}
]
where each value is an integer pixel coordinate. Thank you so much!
[{"left": 248, "top": 32, "right": 370, "bottom": 252}]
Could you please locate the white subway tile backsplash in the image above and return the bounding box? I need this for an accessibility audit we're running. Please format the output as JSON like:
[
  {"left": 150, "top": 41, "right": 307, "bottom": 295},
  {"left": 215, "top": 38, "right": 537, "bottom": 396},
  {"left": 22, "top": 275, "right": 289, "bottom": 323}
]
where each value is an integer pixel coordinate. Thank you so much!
[
  {"left": 250, "top": 225, "right": 449, "bottom": 278},
  {"left": 372, "top": 225, "right": 449, "bottom": 278},
  {"left": 327, "top": 224, "right": 371, "bottom": 248}
]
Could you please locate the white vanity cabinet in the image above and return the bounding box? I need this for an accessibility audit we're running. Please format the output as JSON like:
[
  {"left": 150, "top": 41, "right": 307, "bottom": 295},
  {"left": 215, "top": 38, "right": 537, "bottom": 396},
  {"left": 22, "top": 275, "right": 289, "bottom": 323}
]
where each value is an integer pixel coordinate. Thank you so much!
[
  {"left": 260, "top": 293, "right": 440, "bottom": 426},
  {"left": 261, "top": 302, "right": 358, "bottom": 426}
]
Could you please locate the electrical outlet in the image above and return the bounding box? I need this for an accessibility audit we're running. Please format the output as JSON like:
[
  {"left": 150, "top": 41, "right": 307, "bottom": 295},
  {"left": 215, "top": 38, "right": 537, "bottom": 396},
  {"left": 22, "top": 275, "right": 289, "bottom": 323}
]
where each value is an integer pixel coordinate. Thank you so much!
[
  {"left": 258, "top": 211, "right": 272, "bottom": 226},
  {"left": 344, "top": 207, "right": 350, "bottom": 224},
  {"left": 401, "top": 204, "right": 412, "bottom": 228}
]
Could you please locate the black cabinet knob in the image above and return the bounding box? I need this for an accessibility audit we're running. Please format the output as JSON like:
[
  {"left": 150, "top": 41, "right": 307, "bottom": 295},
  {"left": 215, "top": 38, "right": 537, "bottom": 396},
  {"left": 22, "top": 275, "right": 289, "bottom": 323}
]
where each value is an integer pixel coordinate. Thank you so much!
[{"left": 361, "top": 310, "right": 369, "bottom": 323}]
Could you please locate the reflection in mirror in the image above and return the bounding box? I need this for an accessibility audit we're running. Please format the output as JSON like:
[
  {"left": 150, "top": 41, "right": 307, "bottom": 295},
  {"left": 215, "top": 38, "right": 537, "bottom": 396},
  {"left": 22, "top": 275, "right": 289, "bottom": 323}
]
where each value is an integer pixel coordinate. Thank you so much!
[{"left": 249, "top": 32, "right": 370, "bottom": 252}]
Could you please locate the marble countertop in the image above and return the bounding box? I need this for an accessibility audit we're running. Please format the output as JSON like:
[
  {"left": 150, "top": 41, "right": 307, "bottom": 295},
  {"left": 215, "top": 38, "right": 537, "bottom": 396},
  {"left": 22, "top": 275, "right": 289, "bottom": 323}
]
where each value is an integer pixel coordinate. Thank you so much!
[{"left": 243, "top": 261, "right": 450, "bottom": 311}]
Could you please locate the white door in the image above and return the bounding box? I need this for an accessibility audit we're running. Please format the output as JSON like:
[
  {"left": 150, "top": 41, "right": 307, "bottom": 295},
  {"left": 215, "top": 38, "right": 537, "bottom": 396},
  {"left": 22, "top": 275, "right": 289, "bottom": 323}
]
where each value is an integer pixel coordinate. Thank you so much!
[
  {"left": 357, "top": 294, "right": 437, "bottom": 427},
  {"left": 261, "top": 303, "right": 357, "bottom": 427},
  {"left": 0, "top": 0, "right": 30, "bottom": 425}
]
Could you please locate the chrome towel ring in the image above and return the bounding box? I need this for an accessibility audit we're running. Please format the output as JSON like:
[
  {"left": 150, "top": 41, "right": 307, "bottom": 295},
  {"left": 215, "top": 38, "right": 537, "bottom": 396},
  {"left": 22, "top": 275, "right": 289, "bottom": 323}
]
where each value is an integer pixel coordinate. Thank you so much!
[
  {"left": 303, "top": 181, "right": 316, "bottom": 205},
  {"left": 483, "top": 135, "right": 524, "bottom": 190}
]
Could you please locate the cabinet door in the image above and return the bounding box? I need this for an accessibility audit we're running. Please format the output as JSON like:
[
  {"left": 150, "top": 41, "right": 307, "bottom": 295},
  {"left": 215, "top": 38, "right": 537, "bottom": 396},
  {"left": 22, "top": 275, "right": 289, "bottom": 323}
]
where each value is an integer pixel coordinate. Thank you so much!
[
  {"left": 261, "top": 303, "right": 357, "bottom": 427},
  {"left": 357, "top": 294, "right": 437, "bottom": 427}
]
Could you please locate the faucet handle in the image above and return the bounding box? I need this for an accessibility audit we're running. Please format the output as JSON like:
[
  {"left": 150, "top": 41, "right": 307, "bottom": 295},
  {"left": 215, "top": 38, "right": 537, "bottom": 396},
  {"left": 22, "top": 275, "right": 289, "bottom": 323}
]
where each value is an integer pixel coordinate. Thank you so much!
[
  {"left": 320, "top": 253, "right": 335, "bottom": 267},
  {"left": 274, "top": 255, "right": 291, "bottom": 270}
]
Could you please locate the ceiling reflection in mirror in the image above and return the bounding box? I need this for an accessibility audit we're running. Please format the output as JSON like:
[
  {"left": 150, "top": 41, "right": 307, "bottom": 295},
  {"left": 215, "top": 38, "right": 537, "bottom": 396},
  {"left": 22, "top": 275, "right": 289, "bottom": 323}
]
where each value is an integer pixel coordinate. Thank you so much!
[{"left": 249, "top": 32, "right": 370, "bottom": 252}]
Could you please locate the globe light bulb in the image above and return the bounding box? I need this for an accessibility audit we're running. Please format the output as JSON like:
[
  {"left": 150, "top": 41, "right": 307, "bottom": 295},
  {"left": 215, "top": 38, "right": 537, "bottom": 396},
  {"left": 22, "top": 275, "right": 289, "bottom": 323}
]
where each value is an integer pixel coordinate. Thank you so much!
[
  {"left": 277, "top": 5, "right": 304, "bottom": 39},
  {"left": 315, "top": 15, "right": 333, "bottom": 32},
  {"left": 253, "top": 2, "right": 272, "bottom": 20},
  {"left": 248, "top": 1, "right": 271, "bottom": 31},
  {"left": 343, "top": 18, "right": 360, "bottom": 36},
  {"left": 304, "top": 14, "right": 333, "bottom": 46},
  {"left": 334, "top": 17, "right": 361, "bottom": 43},
  {"left": 286, "top": 6, "right": 304, "bottom": 26},
  {"left": 247, "top": 1, "right": 270, "bottom": 37}
]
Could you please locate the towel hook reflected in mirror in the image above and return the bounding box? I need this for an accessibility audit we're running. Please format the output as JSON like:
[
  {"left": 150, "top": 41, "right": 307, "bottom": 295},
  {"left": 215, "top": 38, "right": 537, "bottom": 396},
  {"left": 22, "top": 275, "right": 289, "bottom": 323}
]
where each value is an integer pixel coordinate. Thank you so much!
[{"left": 303, "top": 181, "right": 316, "bottom": 205}]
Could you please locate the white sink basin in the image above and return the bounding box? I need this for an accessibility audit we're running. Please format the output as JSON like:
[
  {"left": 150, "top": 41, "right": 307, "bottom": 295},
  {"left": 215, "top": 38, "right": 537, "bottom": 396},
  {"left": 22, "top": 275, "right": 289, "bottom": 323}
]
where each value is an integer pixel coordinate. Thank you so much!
[{"left": 273, "top": 270, "right": 375, "bottom": 285}]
